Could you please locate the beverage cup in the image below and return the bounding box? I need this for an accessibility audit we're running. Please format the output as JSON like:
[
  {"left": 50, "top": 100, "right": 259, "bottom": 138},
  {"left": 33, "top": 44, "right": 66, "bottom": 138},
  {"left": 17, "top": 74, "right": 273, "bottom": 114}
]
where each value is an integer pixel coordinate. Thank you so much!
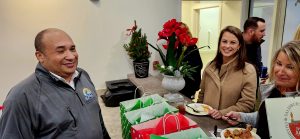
[
  {"left": 260, "top": 66, "right": 268, "bottom": 78},
  {"left": 176, "top": 101, "right": 186, "bottom": 115}
]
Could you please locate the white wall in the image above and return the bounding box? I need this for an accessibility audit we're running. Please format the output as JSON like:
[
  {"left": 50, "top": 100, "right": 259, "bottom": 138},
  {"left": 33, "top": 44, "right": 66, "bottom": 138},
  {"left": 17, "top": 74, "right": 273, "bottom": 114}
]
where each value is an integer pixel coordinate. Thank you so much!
[
  {"left": 0, "top": 0, "right": 181, "bottom": 103},
  {"left": 220, "top": 1, "right": 242, "bottom": 29},
  {"left": 282, "top": 0, "right": 300, "bottom": 44}
]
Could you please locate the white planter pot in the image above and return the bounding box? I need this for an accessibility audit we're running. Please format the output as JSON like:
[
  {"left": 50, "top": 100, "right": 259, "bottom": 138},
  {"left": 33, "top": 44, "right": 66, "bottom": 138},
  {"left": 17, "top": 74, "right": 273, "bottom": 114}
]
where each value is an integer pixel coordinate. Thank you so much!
[{"left": 161, "top": 74, "right": 185, "bottom": 93}]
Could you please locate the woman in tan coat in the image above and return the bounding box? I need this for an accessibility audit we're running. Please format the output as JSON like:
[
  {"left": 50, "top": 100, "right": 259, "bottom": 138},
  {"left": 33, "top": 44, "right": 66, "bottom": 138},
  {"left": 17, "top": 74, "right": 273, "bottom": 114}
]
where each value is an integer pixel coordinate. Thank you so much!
[{"left": 198, "top": 26, "right": 257, "bottom": 119}]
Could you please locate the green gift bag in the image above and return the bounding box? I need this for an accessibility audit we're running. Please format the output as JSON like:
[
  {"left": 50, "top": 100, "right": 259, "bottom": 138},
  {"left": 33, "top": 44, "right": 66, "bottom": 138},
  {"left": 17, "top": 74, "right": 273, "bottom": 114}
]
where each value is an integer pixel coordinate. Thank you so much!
[
  {"left": 120, "top": 94, "right": 167, "bottom": 139},
  {"left": 120, "top": 94, "right": 166, "bottom": 115},
  {"left": 150, "top": 127, "right": 210, "bottom": 139},
  {"left": 150, "top": 135, "right": 167, "bottom": 139},
  {"left": 121, "top": 101, "right": 178, "bottom": 139}
]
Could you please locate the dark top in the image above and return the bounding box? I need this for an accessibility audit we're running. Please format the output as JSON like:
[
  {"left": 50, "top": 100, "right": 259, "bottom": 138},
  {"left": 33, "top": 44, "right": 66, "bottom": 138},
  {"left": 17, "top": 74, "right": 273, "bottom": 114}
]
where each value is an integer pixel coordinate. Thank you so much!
[
  {"left": 246, "top": 40, "right": 264, "bottom": 76},
  {"left": 178, "top": 45, "right": 203, "bottom": 98},
  {"left": 246, "top": 40, "right": 264, "bottom": 99},
  {"left": 0, "top": 63, "right": 110, "bottom": 139},
  {"left": 256, "top": 87, "right": 282, "bottom": 139}
]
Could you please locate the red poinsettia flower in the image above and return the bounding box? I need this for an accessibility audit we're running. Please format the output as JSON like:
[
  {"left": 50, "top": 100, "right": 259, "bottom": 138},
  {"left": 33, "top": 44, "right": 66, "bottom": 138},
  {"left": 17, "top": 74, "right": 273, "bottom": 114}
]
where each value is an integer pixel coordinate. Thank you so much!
[
  {"left": 163, "top": 19, "right": 180, "bottom": 30},
  {"left": 187, "top": 38, "right": 198, "bottom": 46},
  {"left": 179, "top": 33, "right": 198, "bottom": 46},
  {"left": 149, "top": 19, "right": 199, "bottom": 77}
]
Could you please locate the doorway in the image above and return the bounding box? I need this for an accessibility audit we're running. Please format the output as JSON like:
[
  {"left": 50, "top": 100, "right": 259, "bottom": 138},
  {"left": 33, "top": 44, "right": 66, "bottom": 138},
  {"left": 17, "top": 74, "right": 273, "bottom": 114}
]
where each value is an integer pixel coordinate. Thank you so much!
[
  {"left": 182, "top": 0, "right": 243, "bottom": 70},
  {"left": 197, "top": 6, "right": 220, "bottom": 67},
  {"left": 251, "top": 0, "right": 275, "bottom": 68},
  {"left": 198, "top": 6, "right": 220, "bottom": 50}
]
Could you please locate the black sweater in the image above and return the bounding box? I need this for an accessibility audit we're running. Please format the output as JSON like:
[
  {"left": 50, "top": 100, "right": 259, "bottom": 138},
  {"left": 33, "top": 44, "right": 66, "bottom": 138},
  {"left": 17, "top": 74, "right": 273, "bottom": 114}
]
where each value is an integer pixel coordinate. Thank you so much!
[{"left": 178, "top": 45, "right": 203, "bottom": 98}]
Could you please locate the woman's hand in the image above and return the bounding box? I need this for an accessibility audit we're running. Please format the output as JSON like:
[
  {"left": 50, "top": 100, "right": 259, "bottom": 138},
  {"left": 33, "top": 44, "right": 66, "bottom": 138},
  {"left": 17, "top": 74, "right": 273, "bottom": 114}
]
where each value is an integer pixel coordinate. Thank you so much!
[
  {"left": 222, "top": 111, "right": 241, "bottom": 126},
  {"left": 260, "top": 74, "right": 269, "bottom": 84},
  {"left": 209, "top": 109, "right": 222, "bottom": 119}
]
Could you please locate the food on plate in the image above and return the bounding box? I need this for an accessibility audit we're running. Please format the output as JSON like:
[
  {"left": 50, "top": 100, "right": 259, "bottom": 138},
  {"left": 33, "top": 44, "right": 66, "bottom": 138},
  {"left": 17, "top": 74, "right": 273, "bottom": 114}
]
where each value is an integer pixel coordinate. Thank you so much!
[
  {"left": 185, "top": 103, "right": 212, "bottom": 115},
  {"left": 232, "top": 129, "right": 242, "bottom": 136},
  {"left": 202, "top": 105, "right": 211, "bottom": 112},
  {"left": 224, "top": 129, "right": 232, "bottom": 138},
  {"left": 223, "top": 124, "right": 254, "bottom": 139}
]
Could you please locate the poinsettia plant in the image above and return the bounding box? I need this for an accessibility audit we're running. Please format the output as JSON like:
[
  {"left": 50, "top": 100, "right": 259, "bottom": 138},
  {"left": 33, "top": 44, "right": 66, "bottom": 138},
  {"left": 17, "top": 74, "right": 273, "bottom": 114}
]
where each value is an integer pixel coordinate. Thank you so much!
[{"left": 149, "top": 19, "right": 198, "bottom": 78}]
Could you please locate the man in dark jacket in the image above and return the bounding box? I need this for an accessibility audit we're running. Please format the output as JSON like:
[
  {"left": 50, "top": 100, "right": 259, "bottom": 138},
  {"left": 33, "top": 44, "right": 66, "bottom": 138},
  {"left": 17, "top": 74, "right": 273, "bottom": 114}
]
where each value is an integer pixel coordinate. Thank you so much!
[
  {"left": 243, "top": 17, "right": 266, "bottom": 77},
  {"left": 0, "top": 28, "right": 110, "bottom": 139},
  {"left": 243, "top": 17, "right": 266, "bottom": 102}
]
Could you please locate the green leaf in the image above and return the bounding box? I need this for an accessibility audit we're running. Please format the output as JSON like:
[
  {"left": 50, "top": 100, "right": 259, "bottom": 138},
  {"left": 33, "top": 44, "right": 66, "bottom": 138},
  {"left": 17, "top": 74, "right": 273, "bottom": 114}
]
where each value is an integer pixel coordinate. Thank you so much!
[
  {"left": 166, "top": 33, "right": 176, "bottom": 67},
  {"left": 147, "top": 43, "right": 167, "bottom": 65}
]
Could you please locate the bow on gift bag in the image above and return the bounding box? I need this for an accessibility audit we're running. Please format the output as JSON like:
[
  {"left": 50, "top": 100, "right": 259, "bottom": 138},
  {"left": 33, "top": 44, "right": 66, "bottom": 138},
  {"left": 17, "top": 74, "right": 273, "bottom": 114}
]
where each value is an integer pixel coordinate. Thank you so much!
[
  {"left": 130, "top": 113, "right": 198, "bottom": 139},
  {"left": 149, "top": 127, "right": 209, "bottom": 139}
]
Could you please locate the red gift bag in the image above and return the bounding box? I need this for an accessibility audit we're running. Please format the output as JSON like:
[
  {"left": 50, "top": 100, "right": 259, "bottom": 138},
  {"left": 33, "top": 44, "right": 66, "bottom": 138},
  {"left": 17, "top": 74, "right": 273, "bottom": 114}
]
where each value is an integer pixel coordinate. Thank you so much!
[
  {"left": 0, "top": 105, "right": 3, "bottom": 117},
  {"left": 131, "top": 113, "right": 198, "bottom": 139}
]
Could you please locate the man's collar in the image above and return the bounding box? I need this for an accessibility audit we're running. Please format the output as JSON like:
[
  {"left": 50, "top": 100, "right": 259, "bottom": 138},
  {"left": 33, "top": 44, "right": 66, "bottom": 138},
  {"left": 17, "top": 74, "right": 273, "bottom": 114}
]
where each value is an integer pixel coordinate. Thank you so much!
[{"left": 50, "top": 71, "right": 79, "bottom": 83}]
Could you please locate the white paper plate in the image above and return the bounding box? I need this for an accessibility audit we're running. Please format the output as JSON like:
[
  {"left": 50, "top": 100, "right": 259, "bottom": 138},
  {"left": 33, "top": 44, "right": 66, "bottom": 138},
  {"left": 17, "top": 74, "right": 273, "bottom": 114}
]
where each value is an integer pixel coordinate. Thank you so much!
[
  {"left": 220, "top": 128, "right": 260, "bottom": 139},
  {"left": 185, "top": 103, "right": 212, "bottom": 116}
]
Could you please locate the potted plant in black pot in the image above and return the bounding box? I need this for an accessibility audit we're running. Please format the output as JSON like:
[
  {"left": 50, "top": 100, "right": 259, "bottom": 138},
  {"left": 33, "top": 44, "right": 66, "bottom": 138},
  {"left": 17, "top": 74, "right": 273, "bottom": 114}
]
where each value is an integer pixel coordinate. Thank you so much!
[{"left": 123, "top": 21, "right": 151, "bottom": 78}]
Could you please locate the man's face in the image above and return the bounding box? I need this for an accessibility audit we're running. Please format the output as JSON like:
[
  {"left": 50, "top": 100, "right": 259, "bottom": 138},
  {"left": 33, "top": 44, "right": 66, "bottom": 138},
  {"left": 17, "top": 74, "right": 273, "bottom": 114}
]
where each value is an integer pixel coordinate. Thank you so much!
[
  {"left": 251, "top": 21, "right": 266, "bottom": 43},
  {"left": 36, "top": 30, "right": 78, "bottom": 81}
]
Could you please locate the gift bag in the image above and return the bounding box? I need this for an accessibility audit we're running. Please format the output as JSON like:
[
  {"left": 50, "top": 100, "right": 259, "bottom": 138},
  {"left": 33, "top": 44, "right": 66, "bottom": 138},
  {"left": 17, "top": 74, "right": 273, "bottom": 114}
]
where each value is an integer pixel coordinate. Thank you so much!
[
  {"left": 120, "top": 94, "right": 166, "bottom": 115},
  {"left": 150, "top": 127, "right": 209, "bottom": 139},
  {"left": 122, "top": 101, "right": 178, "bottom": 139},
  {"left": 149, "top": 135, "right": 167, "bottom": 139},
  {"left": 131, "top": 113, "right": 198, "bottom": 139},
  {"left": 0, "top": 105, "right": 3, "bottom": 117},
  {"left": 120, "top": 94, "right": 166, "bottom": 139}
]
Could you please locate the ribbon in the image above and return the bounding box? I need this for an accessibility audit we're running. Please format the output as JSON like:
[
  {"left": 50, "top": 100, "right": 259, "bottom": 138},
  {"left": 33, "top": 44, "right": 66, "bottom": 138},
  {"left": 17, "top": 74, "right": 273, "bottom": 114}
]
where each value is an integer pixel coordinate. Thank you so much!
[{"left": 126, "top": 20, "right": 137, "bottom": 36}]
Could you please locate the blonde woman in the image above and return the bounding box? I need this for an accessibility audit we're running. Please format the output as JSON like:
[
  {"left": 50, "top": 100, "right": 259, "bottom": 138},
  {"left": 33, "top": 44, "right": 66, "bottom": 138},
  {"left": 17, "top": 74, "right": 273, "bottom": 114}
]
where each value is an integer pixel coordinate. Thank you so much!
[{"left": 222, "top": 41, "right": 300, "bottom": 139}]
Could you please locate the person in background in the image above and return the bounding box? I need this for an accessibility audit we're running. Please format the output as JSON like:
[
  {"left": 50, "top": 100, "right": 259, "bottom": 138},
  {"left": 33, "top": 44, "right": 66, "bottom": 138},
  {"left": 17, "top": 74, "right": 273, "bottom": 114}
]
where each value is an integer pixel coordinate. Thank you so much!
[
  {"left": 243, "top": 17, "right": 266, "bottom": 77},
  {"left": 0, "top": 28, "right": 110, "bottom": 139},
  {"left": 222, "top": 41, "right": 300, "bottom": 139},
  {"left": 198, "top": 26, "right": 257, "bottom": 119},
  {"left": 178, "top": 23, "right": 203, "bottom": 99},
  {"left": 294, "top": 24, "right": 300, "bottom": 41},
  {"left": 243, "top": 17, "right": 267, "bottom": 106}
]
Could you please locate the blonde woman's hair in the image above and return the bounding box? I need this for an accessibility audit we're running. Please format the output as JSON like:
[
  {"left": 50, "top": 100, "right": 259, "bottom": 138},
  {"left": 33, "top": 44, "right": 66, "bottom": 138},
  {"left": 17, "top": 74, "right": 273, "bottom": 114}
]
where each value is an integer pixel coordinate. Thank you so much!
[
  {"left": 269, "top": 41, "right": 300, "bottom": 91},
  {"left": 294, "top": 25, "right": 300, "bottom": 41}
]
